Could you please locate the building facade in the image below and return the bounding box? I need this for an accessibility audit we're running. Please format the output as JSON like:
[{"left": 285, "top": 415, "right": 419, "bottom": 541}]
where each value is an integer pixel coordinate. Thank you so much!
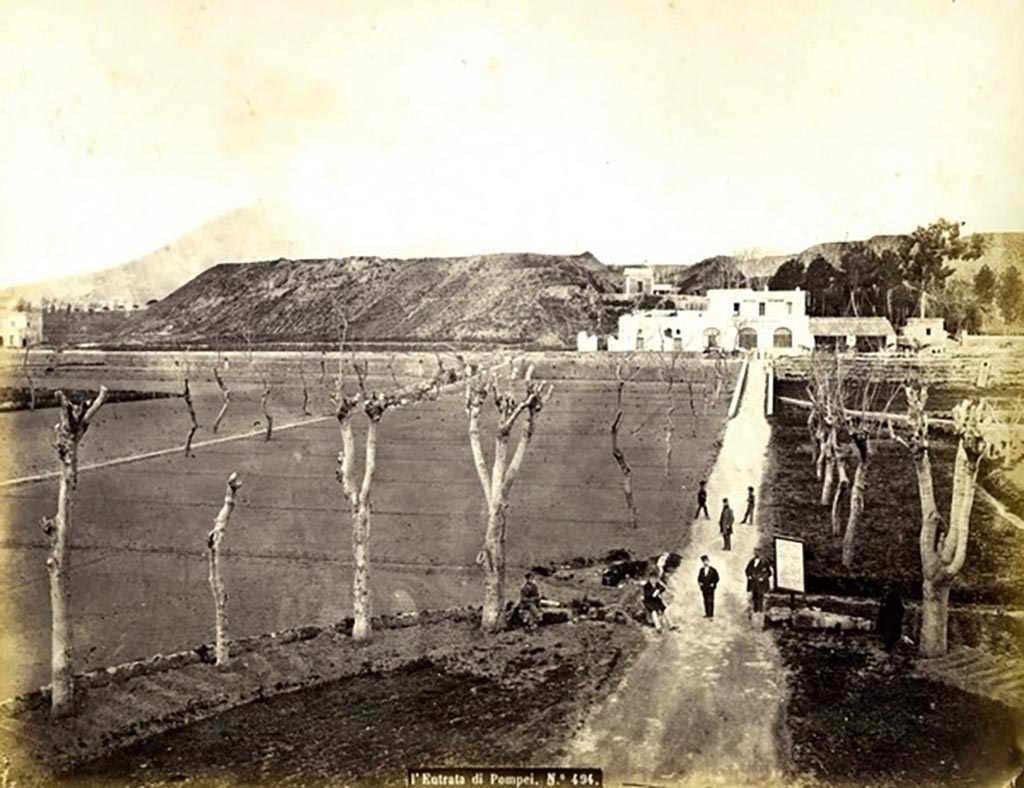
[
  {"left": 604, "top": 288, "right": 816, "bottom": 354},
  {"left": 0, "top": 310, "right": 43, "bottom": 348}
]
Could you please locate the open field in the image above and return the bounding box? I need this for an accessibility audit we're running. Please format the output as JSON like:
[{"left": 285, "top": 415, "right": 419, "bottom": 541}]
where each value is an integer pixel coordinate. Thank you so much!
[{"left": 0, "top": 351, "right": 737, "bottom": 698}]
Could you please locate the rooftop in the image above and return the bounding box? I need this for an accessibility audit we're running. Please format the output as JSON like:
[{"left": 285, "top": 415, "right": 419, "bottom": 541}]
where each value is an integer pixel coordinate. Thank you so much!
[{"left": 808, "top": 316, "right": 896, "bottom": 336}]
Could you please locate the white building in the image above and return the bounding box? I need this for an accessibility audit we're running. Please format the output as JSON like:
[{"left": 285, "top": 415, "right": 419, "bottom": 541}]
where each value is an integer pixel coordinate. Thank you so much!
[
  {"left": 0, "top": 310, "right": 43, "bottom": 349},
  {"left": 606, "top": 288, "right": 815, "bottom": 354},
  {"left": 901, "top": 317, "right": 947, "bottom": 347}
]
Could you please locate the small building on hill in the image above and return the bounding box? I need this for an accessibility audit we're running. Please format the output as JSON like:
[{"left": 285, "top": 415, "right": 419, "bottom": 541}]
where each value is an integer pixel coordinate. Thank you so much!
[{"left": 0, "top": 309, "right": 43, "bottom": 349}]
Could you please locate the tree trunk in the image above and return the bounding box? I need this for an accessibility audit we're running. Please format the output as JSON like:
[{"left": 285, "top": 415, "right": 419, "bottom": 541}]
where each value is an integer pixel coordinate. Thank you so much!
[
  {"left": 47, "top": 387, "right": 107, "bottom": 717},
  {"left": 663, "top": 419, "right": 673, "bottom": 477},
  {"left": 919, "top": 579, "right": 951, "bottom": 657},
  {"left": 351, "top": 503, "right": 372, "bottom": 640},
  {"left": 351, "top": 419, "right": 379, "bottom": 642},
  {"left": 611, "top": 410, "right": 639, "bottom": 529},
  {"left": 261, "top": 385, "right": 273, "bottom": 441},
  {"left": 212, "top": 368, "right": 230, "bottom": 433},
  {"left": 208, "top": 473, "right": 240, "bottom": 665},
  {"left": 842, "top": 444, "right": 869, "bottom": 568},
  {"left": 183, "top": 378, "right": 199, "bottom": 457},
  {"left": 820, "top": 448, "right": 835, "bottom": 505},
  {"left": 48, "top": 460, "right": 74, "bottom": 717},
  {"left": 480, "top": 504, "right": 507, "bottom": 632},
  {"left": 23, "top": 346, "right": 35, "bottom": 411},
  {"left": 830, "top": 460, "right": 848, "bottom": 536}
]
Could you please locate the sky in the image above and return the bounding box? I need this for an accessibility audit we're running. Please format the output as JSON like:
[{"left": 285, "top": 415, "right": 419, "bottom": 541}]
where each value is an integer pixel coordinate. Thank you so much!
[{"left": 1, "top": 0, "right": 1022, "bottom": 288}]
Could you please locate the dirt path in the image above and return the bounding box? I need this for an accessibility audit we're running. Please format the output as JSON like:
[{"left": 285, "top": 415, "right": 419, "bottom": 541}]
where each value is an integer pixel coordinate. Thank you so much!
[{"left": 568, "top": 360, "right": 792, "bottom": 787}]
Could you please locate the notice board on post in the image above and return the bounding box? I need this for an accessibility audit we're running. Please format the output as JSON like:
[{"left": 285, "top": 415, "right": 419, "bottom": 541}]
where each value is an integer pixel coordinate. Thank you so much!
[{"left": 773, "top": 536, "right": 805, "bottom": 593}]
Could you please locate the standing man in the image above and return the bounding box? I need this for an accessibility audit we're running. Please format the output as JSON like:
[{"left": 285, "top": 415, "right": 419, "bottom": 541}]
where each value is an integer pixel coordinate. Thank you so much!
[
  {"left": 740, "top": 486, "right": 756, "bottom": 524},
  {"left": 745, "top": 547, "right": 772, "bottom": 620},
  {"left": 719, "top": 498, "right": 734, "bottom": 551},
  {"left": 695, "top": 480, "right": 710, "bottom": 520},
  {"left": 697, "top": 555, "right": 719, "bottom": 618}
]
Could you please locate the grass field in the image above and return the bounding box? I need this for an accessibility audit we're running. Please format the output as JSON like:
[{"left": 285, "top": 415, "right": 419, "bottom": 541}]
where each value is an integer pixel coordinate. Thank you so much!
[{"left": 0, "top": 351, "right": 737, "bottom": 698}]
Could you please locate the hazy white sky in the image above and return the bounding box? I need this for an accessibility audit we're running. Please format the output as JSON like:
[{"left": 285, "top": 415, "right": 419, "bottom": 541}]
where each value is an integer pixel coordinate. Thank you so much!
[{"left": 1, "top": 0, "right": 1021, "bottom": 288}]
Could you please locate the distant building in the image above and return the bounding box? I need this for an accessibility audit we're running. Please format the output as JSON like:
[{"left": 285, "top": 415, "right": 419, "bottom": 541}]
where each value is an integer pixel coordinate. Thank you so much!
[
  {"left": 623, "top": 266, "right": 656, "bottom": 296},
  {"left": 595, "top": 287, "right": 897, "bottom": 355},
  {"left": 607, "top": 288, "right": 814, "bottom": 354},
  {"left": 901, "top": 317, "right": 947, "bottom": 347},
  {"left": 0, "top": 310, "right": 43, "bottom": 348},
  {"left": 809, "top": 317, "right": 897, "bottom": 352}
]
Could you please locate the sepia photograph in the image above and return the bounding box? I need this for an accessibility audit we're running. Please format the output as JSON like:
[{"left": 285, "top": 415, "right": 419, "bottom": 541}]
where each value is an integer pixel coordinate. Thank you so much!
[{"left": 1, "top": 1, "right": 1022, "bottom": 785}]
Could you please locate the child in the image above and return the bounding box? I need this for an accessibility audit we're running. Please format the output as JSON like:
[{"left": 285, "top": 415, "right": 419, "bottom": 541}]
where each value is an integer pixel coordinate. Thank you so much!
[{"left": 642, "top": 570, "right": 668, "bottom": 632}]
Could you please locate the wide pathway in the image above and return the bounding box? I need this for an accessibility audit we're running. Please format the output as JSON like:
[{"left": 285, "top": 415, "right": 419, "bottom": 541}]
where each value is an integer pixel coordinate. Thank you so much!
[{"left": 567, "top": 359, "right": 791, "bottom": 787}]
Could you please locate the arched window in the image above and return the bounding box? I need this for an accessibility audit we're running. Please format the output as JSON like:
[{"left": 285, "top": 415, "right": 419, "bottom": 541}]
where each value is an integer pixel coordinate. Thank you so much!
[
  {"left": 773, "top": 327, "right": 793, "bottom": 348},
  {"left": 703, "top": 327, "right": 720, "bottom": 349},
  {"left": 738, "top": 327, "right": 758, "bottom": 350}
]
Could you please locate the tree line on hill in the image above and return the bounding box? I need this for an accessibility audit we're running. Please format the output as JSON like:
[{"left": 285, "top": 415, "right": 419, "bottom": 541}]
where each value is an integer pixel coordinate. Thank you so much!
[{"left": 766, "top": 219, "right": 1022, "bottom": 334}]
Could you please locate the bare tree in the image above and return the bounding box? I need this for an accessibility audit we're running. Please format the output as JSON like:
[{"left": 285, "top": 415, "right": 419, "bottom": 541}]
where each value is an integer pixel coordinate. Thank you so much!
[
  {"left": 41, "top": 386, "right": 108, "bottom": 716},
  {"left": 335, "top": 356, "right": 469, "bottom": 641},
  {"left": 297, "top": 353, "right": 312, "bottom": 416},
  {"left": 466, "top": 363, "right": 553, "bottom": 632},
  {"left": 610, "top": 361, "right": 640, "bottom": 529},
  {"left": 890, "top": 390, "right": 1023, "bottom": 656},
  {"left": 839, "top": 380, "right": 897, "bottom": 568},
  {"left": 212, "top": 366, "right": 231, "bottom": 433},
  {"left": 182, "top": 377, "right": 199, "bottom": 457},
  {"left": 22, "top": 343, "right": 36, "bottom": 410},
  {"left": 207, "top": 473, "right": 241, "bottom": 665},
  {"left": 259, "top": 371, "right": 273, "bottom": 441}
]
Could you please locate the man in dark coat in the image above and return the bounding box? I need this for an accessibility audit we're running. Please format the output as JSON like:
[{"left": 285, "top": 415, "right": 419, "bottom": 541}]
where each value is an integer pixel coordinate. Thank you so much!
[
  {"left": 740, "top": 486, "right": 756, "bottom": 524},
  {"left": 695, "top": 480, "right": 710, "bottom": 519},
  {"left": 745, "top": 547, "right": 772, "bottom": 614},
  {"left": 697, "top": 554, "right": 719, "bottom": 618},
  {"left": 719, "top": 498, "right": 734, "bottom": 551},
  {"left": 876, "top": 585, "right": 905, "bottom": 652}
]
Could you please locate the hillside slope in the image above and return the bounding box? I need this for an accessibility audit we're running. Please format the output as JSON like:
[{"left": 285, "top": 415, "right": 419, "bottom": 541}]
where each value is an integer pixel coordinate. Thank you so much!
[{"left": 117, "top": 252, "right": 621, "bottom": 347}]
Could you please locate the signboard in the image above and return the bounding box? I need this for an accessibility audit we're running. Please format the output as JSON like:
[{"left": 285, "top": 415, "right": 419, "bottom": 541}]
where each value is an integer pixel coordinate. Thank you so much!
[{"left": 773, "top": 536, "right": 805, "bottom": 593}]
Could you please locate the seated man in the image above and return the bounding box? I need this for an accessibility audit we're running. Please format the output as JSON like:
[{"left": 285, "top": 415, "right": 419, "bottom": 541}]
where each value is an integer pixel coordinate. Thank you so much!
[{"left": 516, "top": 571, "right": 543, "bottom": 630}]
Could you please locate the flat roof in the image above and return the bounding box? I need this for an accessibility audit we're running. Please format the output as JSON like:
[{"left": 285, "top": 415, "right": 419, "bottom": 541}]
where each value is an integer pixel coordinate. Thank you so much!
[{"left": 809, "top": 316, "right": 896, "bottom": 336}]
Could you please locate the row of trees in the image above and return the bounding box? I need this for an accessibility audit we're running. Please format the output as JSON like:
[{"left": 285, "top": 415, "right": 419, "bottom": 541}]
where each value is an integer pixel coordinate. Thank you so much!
[
  {"left": 40, "top": 347, "right": 556, "bottom": 716},
  {"left": 767, "top": 219, "right": 987, "bottom": 329},
  {"left": 799, "top": 353, "right": 1022, "bottom": 657}
]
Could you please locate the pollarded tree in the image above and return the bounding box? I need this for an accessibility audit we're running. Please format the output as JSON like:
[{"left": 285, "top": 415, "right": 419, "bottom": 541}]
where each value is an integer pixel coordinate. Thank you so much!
[
  {"left": 890, "top": 389, "right": 1023, "bottom": 656},
  {"left": 838, "top": 378, "right": 896, "bottom": 568},
  {"left": 207, "top": 473, "right": 241, "bottom": 666},
  {"left": 211, "top": 366, "right": 231, "bottom": 433},
  {"left": 22, "top": 343, "right": 36, "bottom": 411},
  {"left": 466, "top": 363, "right": 553, "bottom": 632},
  {"left": 609, "top": 361, "right": 640, "bottom": 529},
  {"left": 42, "top": 387, "right": 108, "bottom": 716},
  {"left": 335, "top": 356, "right": 469, "bottom": 641}
]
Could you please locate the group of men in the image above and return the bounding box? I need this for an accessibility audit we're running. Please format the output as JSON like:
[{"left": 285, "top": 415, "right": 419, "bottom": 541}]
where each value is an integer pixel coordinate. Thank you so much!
[
  {"left": 693, "top": 480, "right": 772, "bottom": 622},
  {"left": 696, "top": 480, "right": 755, "bottom": 551},
  {"left": 517, "top": 479, "right": 774, "bottom": 634}
]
